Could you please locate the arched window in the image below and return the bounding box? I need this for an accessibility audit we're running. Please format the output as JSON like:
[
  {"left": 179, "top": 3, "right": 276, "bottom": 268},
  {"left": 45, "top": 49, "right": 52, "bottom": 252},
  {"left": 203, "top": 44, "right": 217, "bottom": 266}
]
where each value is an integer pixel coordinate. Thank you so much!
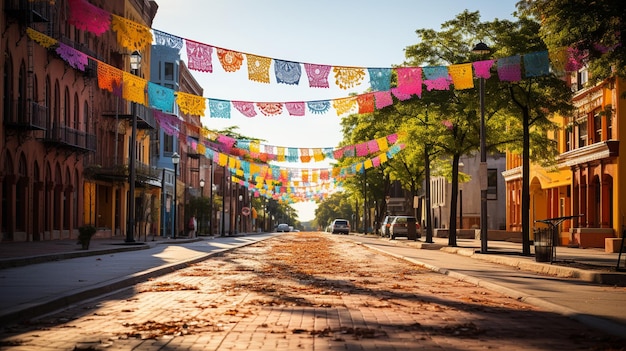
[
  {"left": 83, "top": 101, "right": 90, "bottom": 133},
  {"left": 2, "top": 154, "right": 14, "bottom": 236},
  {"left": 74, "top": 169, "right": 80, "bottom": 227},
  {"left": 16, "top": 154, "right": 28, "bottom": 231},
  {"left": 54, "top": 80, "right": 60, "bottom": 126},
  {"left": 64, "top": 87, "right": 70, "bottom": 127},
  {"left": 3, "top": 51, "right": 13, "bottom": 123},
  {"left": 45, "top": 76, "right": 52, "bottom": 128},
  {"left": 73, "top": 93, "right": 79, "bottom": 129},
  {"left": 18, "top": 61, "right": 26, "bottom": 121}
]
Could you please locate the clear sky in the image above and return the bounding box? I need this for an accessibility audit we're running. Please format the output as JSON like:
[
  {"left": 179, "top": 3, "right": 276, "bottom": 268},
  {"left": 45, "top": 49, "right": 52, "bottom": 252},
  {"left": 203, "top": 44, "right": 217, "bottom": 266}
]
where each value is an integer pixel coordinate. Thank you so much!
[{"left": 151, "top": 0, "right": 519, "bottom": 222}]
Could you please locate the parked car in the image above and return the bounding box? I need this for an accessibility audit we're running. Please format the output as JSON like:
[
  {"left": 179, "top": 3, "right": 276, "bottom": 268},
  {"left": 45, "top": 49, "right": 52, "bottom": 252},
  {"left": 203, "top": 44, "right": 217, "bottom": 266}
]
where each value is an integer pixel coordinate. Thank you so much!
[
  {"left": 380, "top": 215, "right": 397, "bottom": 237},
  {"left": 330, "top": 219, "right": 350, "bottom": 234},
  {"left": 276, "top": 223, "right": 291, "bottom": 232},
  {"left": 389, "top": 216, "right": 421, "bottom": 240}
]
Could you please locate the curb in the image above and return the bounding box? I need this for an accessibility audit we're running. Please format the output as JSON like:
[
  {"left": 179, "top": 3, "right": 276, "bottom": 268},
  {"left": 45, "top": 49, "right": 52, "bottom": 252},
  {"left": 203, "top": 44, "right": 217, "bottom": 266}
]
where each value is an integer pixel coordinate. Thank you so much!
[
  {"left": 0, "top": 236, "right": 263, "bottom": 325},
  {"left": 359, "top": 242, "right": 626, "bottom": 339}
]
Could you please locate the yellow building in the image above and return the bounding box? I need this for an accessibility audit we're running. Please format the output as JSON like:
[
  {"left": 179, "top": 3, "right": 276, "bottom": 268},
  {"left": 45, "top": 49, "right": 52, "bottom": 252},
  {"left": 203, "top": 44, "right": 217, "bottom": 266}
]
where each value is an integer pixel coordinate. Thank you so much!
[{"left": 505, "top": 73, "right": 624, "bottom": 250}]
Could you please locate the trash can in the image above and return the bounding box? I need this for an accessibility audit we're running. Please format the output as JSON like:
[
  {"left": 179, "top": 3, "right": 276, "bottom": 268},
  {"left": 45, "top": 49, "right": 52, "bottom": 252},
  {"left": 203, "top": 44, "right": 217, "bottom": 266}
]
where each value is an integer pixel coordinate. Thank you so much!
[
  {"left": 534, "top": 227, "right": 553, "bottom": 262},
  {"left": 407, "top": 216, "right": 417, "bottom": 241}
]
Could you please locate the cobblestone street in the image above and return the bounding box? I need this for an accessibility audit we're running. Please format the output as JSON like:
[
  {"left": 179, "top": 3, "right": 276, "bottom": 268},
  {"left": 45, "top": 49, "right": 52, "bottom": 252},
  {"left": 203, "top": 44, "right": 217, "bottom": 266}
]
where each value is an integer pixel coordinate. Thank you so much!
[{"left": 1, "top": 232, "right": 624, "bottom": 350}]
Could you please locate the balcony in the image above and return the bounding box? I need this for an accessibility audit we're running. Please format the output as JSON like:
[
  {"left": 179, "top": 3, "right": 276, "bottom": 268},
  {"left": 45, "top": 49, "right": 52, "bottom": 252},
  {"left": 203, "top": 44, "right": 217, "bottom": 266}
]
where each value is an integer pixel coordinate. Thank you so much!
[
  {"left": 559, "top": 140, "right": 619, "bottom": 167},
  {"left": 5, "top": 0, "right": 50, "bottom": 23},
  {"left": 103, "top": 104, "right": 157, "bottom": 130},
  {"left": 56, "top": 37, "right": 100, "bottom": 79},
  {"left": 3, "top": 100, "right": 47, "bottom": 130},
  {"left": 84, "top": 155, "right": 161, "bottom": 185},
  {"left": 41, "top": 125, "right": 96, "bottom": 153}
]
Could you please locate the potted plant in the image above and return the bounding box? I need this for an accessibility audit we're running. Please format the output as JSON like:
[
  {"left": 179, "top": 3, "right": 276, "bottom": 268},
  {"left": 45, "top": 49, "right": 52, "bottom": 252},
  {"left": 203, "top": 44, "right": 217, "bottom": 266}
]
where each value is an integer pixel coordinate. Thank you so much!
[{"left": 77, "top": 225, "right": 97, "bottom": 250}]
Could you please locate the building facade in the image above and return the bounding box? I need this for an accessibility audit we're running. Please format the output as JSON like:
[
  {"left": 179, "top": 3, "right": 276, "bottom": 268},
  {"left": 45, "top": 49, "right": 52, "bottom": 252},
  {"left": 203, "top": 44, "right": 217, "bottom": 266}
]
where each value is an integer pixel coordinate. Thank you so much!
[
  {"left": 429, "top": 153, "right": 507, "bottom": 232},
  {"left": 504, "top": 71, "right": 624, "bottom": 248},
  {"left": 1, "top": 0, "right": 159, "bottom": 242}
]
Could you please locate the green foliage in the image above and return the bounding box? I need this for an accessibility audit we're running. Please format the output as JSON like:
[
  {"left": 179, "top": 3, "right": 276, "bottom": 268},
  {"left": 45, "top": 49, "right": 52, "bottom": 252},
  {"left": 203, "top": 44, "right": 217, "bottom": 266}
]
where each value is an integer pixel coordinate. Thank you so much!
[
  {"left": 517, "top": 0, "right": 626, "bottom": 79},
  {"left": 314, "top": 192, "right": 356, "bottom": 229}
]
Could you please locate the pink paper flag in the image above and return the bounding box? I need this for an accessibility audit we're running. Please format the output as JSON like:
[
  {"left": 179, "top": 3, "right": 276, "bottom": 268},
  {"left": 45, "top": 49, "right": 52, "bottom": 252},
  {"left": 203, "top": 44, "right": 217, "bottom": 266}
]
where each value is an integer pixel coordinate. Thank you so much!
[
  {"left": 232, "top": 101, "right": 257, "bottom": 118},
  {"left": 186, "top": 39, "right": 213, "bottom": 73},
  {"left": 356, "top": 142, "right": 369, "bottom": 157},
  {"left": 285, "top": 102, "right": 305, "bottom": 116},
  {"left": 374, "top": 91, "right": 393, "bottom": 109},
  {"left": 497, "top": 55, "right": 522, "bottom": 82},
  {"left": 68, "top": 0, "right": 111, "bottom": 36},
  {"left": 473, "top": 60, "right": 495, "bottom": 79},
  {"left": 304, "top": 63, "right": 331, "bottom": 88},
  {"left": 396, "top": 67, "right": 422, "bottom": 97},
  {"left": 391, "top": 88, "right": 412, "bottom": 101}
]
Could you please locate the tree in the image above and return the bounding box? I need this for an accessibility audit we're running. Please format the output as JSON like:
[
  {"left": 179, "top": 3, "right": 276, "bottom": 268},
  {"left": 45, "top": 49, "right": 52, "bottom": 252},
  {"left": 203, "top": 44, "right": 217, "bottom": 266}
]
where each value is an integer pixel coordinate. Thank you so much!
[
  {"left": 517, "top": 0, "right": 626, "bottom": 79},
  {"left": 492, "top": 16, "right": 574, "bottom": 254},
  {"left": 402, "top": 11, "right": 515, "bottom": 246},
  {"left": 400, "top": 11, "right": 572, "bottom": 250},
  {"left": 314, "top": 192, "right": 354, "bottom": 230}
]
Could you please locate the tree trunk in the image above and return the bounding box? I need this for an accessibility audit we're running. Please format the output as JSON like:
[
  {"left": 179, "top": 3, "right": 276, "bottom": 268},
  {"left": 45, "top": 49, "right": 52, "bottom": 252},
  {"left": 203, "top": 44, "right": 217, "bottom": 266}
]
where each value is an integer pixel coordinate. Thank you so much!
[
  {"left": 522, "top": 106, "right": 531, "bottom": 255},
  {"left": 448, "top": 154, "right": 460, "bottom": 246}
]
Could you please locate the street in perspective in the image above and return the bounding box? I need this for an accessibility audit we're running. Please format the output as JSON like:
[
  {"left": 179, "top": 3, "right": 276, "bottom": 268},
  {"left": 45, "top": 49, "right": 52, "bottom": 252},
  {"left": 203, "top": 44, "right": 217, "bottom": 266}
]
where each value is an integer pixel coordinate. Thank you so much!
[
  {"left": 4, "top": 0, "right": 626, "bottom": 350},
  {"left": 0, "top": 232, "right": 625, "bottom": 350}
]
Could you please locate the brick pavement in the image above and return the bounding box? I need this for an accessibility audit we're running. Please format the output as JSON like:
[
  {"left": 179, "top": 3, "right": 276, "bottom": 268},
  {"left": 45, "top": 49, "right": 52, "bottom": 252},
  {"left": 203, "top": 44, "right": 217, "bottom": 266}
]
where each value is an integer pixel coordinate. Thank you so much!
[{"left": 1, "top": 232, "right": 624, "bottom": 350}]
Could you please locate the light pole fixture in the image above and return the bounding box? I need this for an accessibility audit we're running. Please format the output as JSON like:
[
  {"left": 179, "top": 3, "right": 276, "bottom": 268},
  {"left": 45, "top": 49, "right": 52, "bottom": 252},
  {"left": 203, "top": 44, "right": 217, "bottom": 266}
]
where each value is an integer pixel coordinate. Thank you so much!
[
  {"left": 125, "top": 50, "right": 142, "bottom": 243},
  {"left": 199, "top": 178, "right": 205, "bottom": 235},
  {"left": 238, "top": 194, "right": 243, "bottom": 233},
  {"left": 171, "top": 152, "right": 180, "bottom": 239},
  {"left": 208, "top": 163, "right": 214, "bottom": 236},
  {"left": 458, "top": 161, "right": 464, "bottom": 230},
  {"left": 472, "top": 41, "right": 490, "bottom": 254}
]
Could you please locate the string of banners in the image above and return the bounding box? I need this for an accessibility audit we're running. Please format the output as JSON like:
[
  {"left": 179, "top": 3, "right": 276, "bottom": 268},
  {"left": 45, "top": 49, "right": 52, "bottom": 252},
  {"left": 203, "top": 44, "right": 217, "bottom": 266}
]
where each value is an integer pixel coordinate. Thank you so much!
[
  {"left": 199, "top": 139, "right": 407, "bottom": 203},
  {"left": 49, "top": 0, "right": 582, "bottom": 118},
  {"left": 29, "top": 26, "right": 557, "bottom": 120}
]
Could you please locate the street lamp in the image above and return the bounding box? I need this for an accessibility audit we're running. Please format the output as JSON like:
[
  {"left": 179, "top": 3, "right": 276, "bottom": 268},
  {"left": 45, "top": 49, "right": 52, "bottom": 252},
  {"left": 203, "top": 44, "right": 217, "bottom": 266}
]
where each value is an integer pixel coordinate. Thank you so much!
[
  {"left": 458, "top": 162, "right": 464, "bottom": 230},
  {"left": 199, "top": 178, "right": 205, "bottom": 235},
  {"left": 171, "top": 152, "right": 180, "bottom": 239},
  {"left": 125, "top": 50, "right": 142, "bottom": 243},
  {"left": 472, "top": 41, "right": 490, "bottom": 254},
  {"left": 208, "top": 163, "right": 214, "bottom": 236},
  {"left": 238, "top": 194, "right": 243, "bottom": 233}
]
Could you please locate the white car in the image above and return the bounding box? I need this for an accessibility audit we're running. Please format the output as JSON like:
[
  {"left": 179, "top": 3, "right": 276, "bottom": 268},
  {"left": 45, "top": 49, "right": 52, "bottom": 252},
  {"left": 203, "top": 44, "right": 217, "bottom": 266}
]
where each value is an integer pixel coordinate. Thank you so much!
[{"left": 276, "top": 223, "right": 291, "bottom": 232}]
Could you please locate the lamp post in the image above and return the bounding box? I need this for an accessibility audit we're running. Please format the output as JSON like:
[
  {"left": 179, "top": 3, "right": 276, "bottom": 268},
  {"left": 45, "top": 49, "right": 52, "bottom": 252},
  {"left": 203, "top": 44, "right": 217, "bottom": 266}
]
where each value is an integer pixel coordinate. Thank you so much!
[
  {"left": 171, "top": 152, "right": 180, "bottom": 239},
  {"left": 208, "top": 163, "right": 214, "bottom": 236},
  {"left": 458, "top": 161, "right": 464, "bottom": 230},
  {"left": 125, "top": 50, "right": 142, "bottom": 243},
  {"left": 238, "top": 194, "right": 243, "bottom": 233},
  {"left": 472, "top": 42, "right": 490, "bottom": 254},
  {"left": 199, "top": 178, "right": 205, "bottom": 236}
]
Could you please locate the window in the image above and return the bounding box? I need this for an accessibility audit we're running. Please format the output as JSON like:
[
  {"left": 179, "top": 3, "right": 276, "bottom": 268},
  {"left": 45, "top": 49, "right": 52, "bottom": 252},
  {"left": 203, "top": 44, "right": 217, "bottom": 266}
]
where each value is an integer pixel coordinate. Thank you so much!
[
  {"left": 577, "top": 119, "right": 587, "bottom": 147},
  {"left": 73, "top": 93, "right": 79, "bottom": 129},
  {"left": 164, "top": 133, "right": 174, "bottom": 153},
  {"left": 607, "top": 112, "right": 613, "bottom": 139},
  {"left": 164, "top": 62, "right": 174, "bottom": 81},
  {"left": 593, "top": 111, "right": 602, "bottom": 143},
  {"left": 3, "top": 54, "right": 11, "bottom": 123},
  {"left": 578, "top": 69, "right": 588, "bottom": 88},
  {"left": 487, "top": 169, "right": 498, "bottom": 200},
  {"left": 565, "top": 126, "right": 572, "bottom": 151}
]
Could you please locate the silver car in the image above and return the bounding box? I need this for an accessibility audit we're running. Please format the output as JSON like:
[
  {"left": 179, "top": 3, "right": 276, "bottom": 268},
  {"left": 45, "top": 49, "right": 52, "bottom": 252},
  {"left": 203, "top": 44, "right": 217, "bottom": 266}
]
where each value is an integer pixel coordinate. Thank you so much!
[{"left": 389, "top": 216, "right": 421, "bottom": 240}]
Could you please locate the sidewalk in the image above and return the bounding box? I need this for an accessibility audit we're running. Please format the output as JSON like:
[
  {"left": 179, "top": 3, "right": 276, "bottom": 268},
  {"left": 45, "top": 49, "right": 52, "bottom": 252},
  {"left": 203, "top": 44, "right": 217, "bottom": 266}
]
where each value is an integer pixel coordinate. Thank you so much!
[
  {"left": 347, "top": 234, "right": 626, "bottom": 338},
  {"left": 0, "top": 233, "right": 275, "bottom": 325},
  {"left": 1, "top": 232, "right": 625, "bottom": 338}
]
